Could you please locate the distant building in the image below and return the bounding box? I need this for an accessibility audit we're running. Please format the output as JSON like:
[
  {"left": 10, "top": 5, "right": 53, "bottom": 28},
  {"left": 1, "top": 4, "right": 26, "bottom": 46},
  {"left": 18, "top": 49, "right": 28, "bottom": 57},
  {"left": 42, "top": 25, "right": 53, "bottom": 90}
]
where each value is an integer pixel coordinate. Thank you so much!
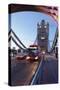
[
  {"left": 37, "top": 20, "right": 49, "bottom": 52},
  {"left": 10, "top": 47, "right": 17, "bottom": 57}
]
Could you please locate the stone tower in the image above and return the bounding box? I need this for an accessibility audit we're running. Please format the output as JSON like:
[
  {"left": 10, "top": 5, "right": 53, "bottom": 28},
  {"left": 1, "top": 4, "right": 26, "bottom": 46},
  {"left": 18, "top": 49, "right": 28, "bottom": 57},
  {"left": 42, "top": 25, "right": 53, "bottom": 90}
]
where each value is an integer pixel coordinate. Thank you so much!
[{"left": 37, "top": 20, "right": 49, "bottom": 53}]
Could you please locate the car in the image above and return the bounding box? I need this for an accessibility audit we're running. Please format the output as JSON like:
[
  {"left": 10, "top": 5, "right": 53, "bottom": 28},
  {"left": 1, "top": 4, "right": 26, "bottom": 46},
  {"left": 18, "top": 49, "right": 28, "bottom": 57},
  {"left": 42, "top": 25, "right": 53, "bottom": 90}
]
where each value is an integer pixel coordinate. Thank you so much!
[
  {"left": 26, "top": 54, "right": 39, "bottom": 62},
  {"left": 16, "top": 55, "right": 26, "bottom": 60},
  {"left": 15, "top": 53, "right": 27, "bottom": 61}
]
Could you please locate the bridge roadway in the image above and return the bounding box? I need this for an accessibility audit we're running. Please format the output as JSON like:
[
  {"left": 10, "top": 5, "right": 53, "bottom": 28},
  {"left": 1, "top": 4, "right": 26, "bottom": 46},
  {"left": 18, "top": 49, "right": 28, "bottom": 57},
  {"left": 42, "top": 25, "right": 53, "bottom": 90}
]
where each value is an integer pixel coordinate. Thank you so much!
[
  {"left": 11, "top": 59, "right": 39, "bottom": 86},
  {"left": 34, "top": 54, "right": 58, "bottom": 84},
  {"left": 11, "top": 54, "right": 58, "bottom": 86}
]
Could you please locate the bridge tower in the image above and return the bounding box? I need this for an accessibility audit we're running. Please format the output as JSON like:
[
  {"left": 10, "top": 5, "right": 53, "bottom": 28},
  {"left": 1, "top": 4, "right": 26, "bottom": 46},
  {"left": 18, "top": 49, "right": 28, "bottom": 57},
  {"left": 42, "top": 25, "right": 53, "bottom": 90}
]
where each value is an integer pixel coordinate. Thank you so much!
[{"left": 37, "top": 20, "right": 49, "bottom": 53}]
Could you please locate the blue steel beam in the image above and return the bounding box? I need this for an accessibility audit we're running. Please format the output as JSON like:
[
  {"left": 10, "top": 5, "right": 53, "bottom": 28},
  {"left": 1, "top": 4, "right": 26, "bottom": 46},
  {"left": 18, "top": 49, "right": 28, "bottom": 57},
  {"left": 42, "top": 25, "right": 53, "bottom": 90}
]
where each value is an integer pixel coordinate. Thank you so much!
[
  {"left": 8, "top": 29, "right": 27, "bottom": 49},
  {"left": 50, "top": 28, "right": 58, "bottom": 52},
  {"left": 11, "top": 29, "right": 27, "bottom": 49},
  {"left": 11, "top": 36, "right": 24, "bottom": 50}
]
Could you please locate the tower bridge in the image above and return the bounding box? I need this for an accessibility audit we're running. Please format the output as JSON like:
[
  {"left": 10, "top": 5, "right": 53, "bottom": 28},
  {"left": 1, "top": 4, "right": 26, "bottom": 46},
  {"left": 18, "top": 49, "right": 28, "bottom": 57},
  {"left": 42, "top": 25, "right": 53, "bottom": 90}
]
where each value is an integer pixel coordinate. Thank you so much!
[
  {"left": 8, "top": 4, "right": 58, "bottom": 55},
  {"left": 37, "top": 20, "right": 49, "bottom": 53},
  {"left": 8, "top": 4, "right": 58, "bottom": 86}
]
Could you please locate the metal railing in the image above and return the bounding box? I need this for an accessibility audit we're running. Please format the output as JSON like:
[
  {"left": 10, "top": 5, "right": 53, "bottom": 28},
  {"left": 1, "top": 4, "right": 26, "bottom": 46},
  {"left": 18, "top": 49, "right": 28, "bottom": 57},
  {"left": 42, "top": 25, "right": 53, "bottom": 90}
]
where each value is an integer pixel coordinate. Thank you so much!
[{"left": 30, "top": 59, "right": 43, "bottom": 85}]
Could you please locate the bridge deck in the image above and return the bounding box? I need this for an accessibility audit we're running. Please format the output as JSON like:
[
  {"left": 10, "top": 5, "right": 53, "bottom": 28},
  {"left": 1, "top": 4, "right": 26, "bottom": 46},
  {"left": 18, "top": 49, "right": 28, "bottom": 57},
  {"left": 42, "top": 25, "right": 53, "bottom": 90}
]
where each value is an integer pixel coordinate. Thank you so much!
[
  {"left": 11, "top": 59, "right": 38, "bottom": 86},
  {"left": 11, "top": 55, "right": 58, "bottom": 85},
  {"left": 36, "top": 55, "right": 58, "bottom": 84}
]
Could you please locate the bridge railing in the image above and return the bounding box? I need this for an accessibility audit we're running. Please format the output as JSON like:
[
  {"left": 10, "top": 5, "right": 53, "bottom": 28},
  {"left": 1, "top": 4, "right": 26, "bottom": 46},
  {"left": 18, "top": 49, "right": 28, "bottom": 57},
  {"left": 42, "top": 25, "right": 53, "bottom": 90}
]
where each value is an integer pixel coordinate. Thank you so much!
[{"left": 30, "top": 58, "right": 43, "bottom": 85}]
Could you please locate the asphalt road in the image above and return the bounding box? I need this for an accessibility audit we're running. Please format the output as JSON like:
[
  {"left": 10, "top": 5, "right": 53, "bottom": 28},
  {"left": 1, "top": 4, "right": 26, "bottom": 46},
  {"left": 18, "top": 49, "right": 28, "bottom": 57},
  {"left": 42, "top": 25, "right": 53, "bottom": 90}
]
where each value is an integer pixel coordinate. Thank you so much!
[
  {"left": 37, "top": 55, "right": 58, "bottom": 84},
  {"left": 11, "top": 60, "right": 38, "bottom": 86},
  {"left": 10, "top": 55, "right": 58, "bottom": 86}
]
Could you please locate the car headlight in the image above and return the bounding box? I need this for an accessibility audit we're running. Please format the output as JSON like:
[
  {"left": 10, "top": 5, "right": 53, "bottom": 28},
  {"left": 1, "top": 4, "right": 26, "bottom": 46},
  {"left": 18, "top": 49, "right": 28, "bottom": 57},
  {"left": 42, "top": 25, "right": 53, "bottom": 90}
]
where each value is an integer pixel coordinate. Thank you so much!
[
  {"left": 42, "top": 51, "right": 45, "bottom": 54},
  {"left": 35, "top": 56, "right": 38, "bottom": 60},
  {"left": 26, "top": 56, "right": 30, "bottom": 59}
]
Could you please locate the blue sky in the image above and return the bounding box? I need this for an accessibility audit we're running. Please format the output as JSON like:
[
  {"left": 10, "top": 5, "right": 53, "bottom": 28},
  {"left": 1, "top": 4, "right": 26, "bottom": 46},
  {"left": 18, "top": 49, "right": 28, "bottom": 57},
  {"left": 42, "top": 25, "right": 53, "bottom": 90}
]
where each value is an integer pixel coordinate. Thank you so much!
[{"left": 10, "top": 11, "right": 57, "bottom": 49}]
